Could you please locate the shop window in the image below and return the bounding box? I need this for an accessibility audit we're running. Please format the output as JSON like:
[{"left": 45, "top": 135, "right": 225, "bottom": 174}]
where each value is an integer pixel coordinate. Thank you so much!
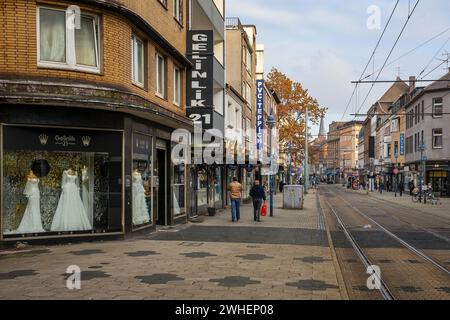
[
  {"left": 2, "top": 126, "right": 123, "bottom": 239},
  {"left": 156, "top": 53, "right": 166, "bottom": 98},
  {"left": 433, "top": 129, "right": 443, "bottom": 149},
  {"left": 132, "top": 35, "right": 145, "bottom": 88},
  {"left": 38, "top": 7, "right": 100, "bottom": 72},
  {"left": 172, "top": 164, "right": 186, "bottom": 217},
  {"left": 197, "top": 168, "right": 208, "bottom": 208},
  {"left": 132, "top": 133, "right": 153, "bottom": 228}
]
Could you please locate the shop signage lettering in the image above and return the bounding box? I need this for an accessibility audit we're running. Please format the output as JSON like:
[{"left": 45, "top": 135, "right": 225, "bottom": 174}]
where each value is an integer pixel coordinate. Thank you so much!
[
  {"left": 186, "top": 30, "right": 214, "bottom": 129},
  {"left": 256, "top": 79, "right": 264, "bottom": 151},
  {"left": 54, "top": 135, "right": 77, "bottom": 147},
  {"left": 400, "top": 133, "right": 405, "bottom": 156},
  {"left": 4, "top": 126, "right": 121, "bottom": 154}
]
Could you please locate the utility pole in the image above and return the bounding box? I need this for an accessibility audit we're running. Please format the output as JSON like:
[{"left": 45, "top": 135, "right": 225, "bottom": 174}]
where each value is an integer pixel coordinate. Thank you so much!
[{"left": 304, "top": 107, "right": 309, "bottom": 193}]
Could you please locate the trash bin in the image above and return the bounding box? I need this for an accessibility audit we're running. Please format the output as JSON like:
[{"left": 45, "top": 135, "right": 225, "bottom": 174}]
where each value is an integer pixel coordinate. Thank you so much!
[{"left": 283, "top": 185, "right": 304, "bottom": 209}]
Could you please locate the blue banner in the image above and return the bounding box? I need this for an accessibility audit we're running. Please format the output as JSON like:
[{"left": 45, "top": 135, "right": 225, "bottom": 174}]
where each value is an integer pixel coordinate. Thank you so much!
[
  {"left": 256, "top": 80, "right": 264, "bottom": 151},
  {"left": 400, "top": 133, "right": 405, "bottom": 156}
]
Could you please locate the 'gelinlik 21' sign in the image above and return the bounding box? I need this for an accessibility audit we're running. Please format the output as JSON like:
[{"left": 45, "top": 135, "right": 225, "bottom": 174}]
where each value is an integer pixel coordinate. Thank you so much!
[
  {"left": 186, "top": 30, "right": 214, "bottom": 129},
  {"left": 256, "top": 80, "right": 264, "bottom": 151}
]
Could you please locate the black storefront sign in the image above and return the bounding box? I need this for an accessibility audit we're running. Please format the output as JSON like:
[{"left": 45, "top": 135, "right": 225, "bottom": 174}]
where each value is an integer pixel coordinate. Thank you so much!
[
  {"left": 186, "top": 30, "right": 214, "bottom": 129},
  {"left": 4, "top": 126, "right": 122, "bottom": 154}
]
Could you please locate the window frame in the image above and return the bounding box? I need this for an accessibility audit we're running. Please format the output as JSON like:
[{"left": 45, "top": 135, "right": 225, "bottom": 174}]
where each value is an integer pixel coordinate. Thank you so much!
[
  {"left": 432, "top": 128, "right": 443, "bottom": 149},
  {"left": 433, "top": 97, "right": 443, "bottom": 118},
  {"left": 131, "top": 34, "right": 145, "bottom": 88},
  {"left": 156, "top": 52, "right": 166, "bottom": 98},
  {"left": 173, "top": 0, "right": 183, "bottom": 24},
  {"left": 173, "top": 66, "right": 182, "bottom": 106},
  {"left": 37, "top": 6, "right": 101, "bottom": 73}
]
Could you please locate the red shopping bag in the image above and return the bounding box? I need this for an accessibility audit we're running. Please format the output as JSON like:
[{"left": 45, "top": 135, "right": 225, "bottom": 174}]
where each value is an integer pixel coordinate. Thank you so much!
[{"left": 261, "top": 202, "right": 267, "bottom": 217}]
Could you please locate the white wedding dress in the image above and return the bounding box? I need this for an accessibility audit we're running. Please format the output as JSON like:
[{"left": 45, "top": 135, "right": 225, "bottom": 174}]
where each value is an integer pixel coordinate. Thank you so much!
[
  {"left": 15, "top": 178, "right": 45, "bottom": 234},
  {"left": 132, "top": 173, "right": 150, "bottom": 226},
  {"left": 51, "top": 170, "right": 92, "bottom": 232}
]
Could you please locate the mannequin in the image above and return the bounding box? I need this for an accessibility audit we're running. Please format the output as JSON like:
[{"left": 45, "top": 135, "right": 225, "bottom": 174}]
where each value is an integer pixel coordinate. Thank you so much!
[
  {"left": 14, "top": 170, "right": 45, "bottom": 234},
  {"left": 50, "top": 167, "right": 92, "bottom": 231},
  {"left": 132, "top": 169, "right": 150, "bottom": 226}
]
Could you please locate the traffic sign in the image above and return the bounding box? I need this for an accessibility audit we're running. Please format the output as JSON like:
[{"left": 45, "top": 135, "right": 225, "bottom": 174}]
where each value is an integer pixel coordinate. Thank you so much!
[{"left": 422, "top": 156, "right": 428, "bottom": 161}]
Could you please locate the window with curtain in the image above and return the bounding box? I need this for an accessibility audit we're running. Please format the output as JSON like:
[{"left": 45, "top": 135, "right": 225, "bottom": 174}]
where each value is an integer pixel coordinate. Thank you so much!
[
  {"left": 132, "top": 35, "right": 145, "bottom": 87},
  {"left": 39, "top": 8, "right": 66, "bottom": 63},
  {"left": 156, "top": 53, "right": 166, "bottom": 97},
  {"left": 39, "top": 7, "right": 100, "bottom": 72},
  {"left": 173, "top": 67, "right": 182, "bottom": 106}
]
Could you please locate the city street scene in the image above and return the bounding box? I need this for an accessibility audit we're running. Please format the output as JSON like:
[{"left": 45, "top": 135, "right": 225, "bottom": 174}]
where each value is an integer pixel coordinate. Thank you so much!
[{"left": 0, "top": 0, "right": 450, "bottom": 307}]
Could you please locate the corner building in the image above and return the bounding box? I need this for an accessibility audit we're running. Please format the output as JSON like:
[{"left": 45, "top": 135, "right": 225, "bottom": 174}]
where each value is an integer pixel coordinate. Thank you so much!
[{"left": 0, "top": 0, "right": 193, "bottom": 243}]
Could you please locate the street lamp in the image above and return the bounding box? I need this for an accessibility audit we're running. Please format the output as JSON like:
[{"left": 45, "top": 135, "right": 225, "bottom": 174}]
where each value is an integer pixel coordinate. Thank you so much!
[
  {"left": 419, "top": 143, "right": 426, "bottom": 203},
  {"left": 394, "top": 152, "right": 399, "bottom": 197},
  {"left": 379, "top": 156, "right": 384, "bottom": 192},
  {"left": 267, "top": 114, "right": 276, "bottom": 217}
]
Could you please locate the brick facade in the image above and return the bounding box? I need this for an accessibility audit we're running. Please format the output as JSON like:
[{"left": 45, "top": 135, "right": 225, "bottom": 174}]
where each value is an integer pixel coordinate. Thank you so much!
[{"left": 0, "top": 0, "right": 188, "bottom": 117}]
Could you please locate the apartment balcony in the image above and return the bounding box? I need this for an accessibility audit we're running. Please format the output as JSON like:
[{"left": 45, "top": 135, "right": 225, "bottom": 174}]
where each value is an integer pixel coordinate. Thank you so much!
[
  {"left": 193, "top": 0, "right": 225, "bottom": 40},
  {"left": 225, "top": 17, "right": 243, "bottom": 30}
]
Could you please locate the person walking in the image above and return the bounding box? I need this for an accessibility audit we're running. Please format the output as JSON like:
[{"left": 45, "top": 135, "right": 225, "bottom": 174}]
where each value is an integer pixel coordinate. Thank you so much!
[
  {"left": 399, "top": 181, "right": 404, "bottom": 197},
  {"left": 227, "top": 177, "right": 242, "bottom": 222},
  {"left": 249, "top": 180, "right": 266, "bottom": 222}
]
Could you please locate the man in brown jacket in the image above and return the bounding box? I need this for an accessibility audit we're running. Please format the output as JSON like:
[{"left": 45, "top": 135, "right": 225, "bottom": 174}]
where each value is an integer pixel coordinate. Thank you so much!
[{"left": 227, "top": 177, "right": 243, "bottom": 222}]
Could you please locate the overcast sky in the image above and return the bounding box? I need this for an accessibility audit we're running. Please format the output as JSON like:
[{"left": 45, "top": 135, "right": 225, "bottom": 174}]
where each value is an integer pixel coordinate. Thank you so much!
[{"left": 227, "top": 0, "right": 450, "bottom": 135}]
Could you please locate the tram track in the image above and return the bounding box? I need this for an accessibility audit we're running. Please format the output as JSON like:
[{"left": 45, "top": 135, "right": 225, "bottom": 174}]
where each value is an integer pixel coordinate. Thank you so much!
[{"left": 319, "top": 185, "right": 450, "bottom": 300}]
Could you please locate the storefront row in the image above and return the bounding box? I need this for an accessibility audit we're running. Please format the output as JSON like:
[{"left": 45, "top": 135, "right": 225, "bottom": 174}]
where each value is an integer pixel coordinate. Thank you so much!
[{"left": 0, "top": 106, "right": 189, "bottom": 243}]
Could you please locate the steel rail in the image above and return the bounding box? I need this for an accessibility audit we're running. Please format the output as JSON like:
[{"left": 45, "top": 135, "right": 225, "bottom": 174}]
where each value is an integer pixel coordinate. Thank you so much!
[
  {"left": 329, "top": 188, "right": 450, "bottom": 277},
  {"left": 322, "top": 197, "right": 395, "bottom": 300}
]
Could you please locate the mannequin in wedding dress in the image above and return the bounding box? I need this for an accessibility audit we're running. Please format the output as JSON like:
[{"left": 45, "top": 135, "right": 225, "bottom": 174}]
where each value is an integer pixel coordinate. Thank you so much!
[
  {"left": 132, "top": 169, "right": 150, "bottom": 226},
  {"left": 14, "top": 170, "right": 45, "bottom": 234},
  {"left": 51, "top": 168, "right": 92, "bottom": 232}
]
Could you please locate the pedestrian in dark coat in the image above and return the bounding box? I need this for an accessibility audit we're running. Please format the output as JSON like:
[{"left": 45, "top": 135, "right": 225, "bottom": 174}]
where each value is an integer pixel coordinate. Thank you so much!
[{"left": 249, "top": 180, "right": 266, "bottom": 222}]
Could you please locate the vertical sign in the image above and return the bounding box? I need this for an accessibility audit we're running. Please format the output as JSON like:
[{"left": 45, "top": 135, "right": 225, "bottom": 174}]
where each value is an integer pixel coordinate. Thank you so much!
[
  {"left": 186, "top": 30, "right": 214, "bottom": 129},
  {"left": 256, "top": 80, "right": 264, "bottom": 151},
  {"left": 400, "top": 133, "right": 405, "bottom": 156}
]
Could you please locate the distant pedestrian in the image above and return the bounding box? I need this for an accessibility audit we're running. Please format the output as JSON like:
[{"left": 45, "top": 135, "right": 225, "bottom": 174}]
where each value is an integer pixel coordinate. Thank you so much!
[
  {"left": 227, "top": 177, "right": 242, "bottom": 222},
  {"left": 279, "top": 181, "right": 285, "bottom": 193},
  {"left": 399, "top": 182, "right": 404, "bottom": 197},
  {"left": 379, "top": 181, "right": 384, "bottom": 194},
  {"left": 409, "top": 181, "right": 415, "bottom": 196},
  {"left": 250, "top": 180, "right": 267, "bottom": 222}
]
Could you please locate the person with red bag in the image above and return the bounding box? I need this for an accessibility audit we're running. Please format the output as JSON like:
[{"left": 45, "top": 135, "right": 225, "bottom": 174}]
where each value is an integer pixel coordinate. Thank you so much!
[{"left": 249, "top": 180, "right": 267, "bottom": 222}]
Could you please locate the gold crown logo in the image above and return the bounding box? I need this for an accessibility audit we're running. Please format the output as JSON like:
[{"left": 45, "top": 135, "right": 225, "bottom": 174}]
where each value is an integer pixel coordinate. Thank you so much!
[
  {"left": 38, "top": 134, "right": 49, "bottom": 146},
  {"left": 81, "top": 136, "right": 91, "bottom": 147}
]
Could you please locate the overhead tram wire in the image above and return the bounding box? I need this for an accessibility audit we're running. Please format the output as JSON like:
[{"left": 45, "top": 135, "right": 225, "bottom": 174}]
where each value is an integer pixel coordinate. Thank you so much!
[
  {"left": 351, "top": 89, "right": 450, "bottom": 117},
  {"left": 339, "top": 0, "right": 400, "bottom": 122},
  {"left": 361, "top": 27, "right": 450, "bottom": 81},
  {"left": 353, "top": 0, "right": 421, "bottom": 121},
  {"left": 418, "top": 37, "right": 450, "bottom": 79}
]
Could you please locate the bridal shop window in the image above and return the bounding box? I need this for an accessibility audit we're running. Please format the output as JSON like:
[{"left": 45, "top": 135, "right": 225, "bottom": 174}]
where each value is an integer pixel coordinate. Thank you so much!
[
  {"left": 132, "top": 133, "right": 153, "bottom": 229},
  {"left": 38, "top": 6, "right": 101, "bottom": 73},
  {"left": 1, "top": 126, "right": 123, "bottom": 239}
]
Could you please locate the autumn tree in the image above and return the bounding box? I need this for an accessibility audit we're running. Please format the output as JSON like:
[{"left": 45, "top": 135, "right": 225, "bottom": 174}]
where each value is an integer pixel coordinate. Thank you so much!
[{"left": 266, "top": 68, "right": 327, "bottom": 162}]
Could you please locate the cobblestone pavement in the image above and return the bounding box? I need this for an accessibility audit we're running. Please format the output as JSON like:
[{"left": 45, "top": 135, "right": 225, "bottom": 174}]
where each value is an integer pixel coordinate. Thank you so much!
[{"left": 0, "top": 190, "right": 346, "bottom": 300}]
